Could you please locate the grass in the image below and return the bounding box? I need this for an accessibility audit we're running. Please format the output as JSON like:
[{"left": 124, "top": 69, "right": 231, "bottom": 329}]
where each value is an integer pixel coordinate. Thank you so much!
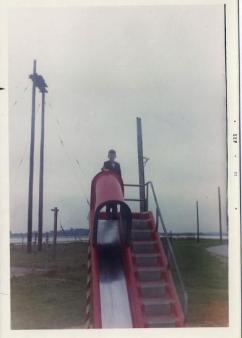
[
  {"left": 11, "top": 276, "right": 85, "bottom": 329},
  {"left": 172, "top": 239, "right": 228, "bottom": 326},
  {"left": 11, "top": 242, "right": 88, "bottom": 329},
  {"left": 10, "top": 239, "right": 228, "bottom": 329}
]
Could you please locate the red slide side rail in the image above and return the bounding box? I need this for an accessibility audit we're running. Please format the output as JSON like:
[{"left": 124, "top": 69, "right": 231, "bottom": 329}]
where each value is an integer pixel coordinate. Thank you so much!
[
  {"left": 122, "top": 248, "right": 145, "bottom": 328},
  {"left": 89, "top": 171, "right": 134, "bottom": 327},
  {"left": 90, "top": 247, "right": 102, "bottom": 328}
]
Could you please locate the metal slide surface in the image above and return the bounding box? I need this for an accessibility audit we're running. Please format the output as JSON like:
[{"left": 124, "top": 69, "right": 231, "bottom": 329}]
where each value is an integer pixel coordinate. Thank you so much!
[{"left": 97, "top": 220, "right": 132, "bottom": 328}]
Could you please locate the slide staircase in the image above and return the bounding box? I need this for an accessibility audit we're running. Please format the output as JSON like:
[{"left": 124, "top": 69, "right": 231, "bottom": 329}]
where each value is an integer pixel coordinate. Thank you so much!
[{"left": 130, "top": 212, "right": 184, "bottom": 327}]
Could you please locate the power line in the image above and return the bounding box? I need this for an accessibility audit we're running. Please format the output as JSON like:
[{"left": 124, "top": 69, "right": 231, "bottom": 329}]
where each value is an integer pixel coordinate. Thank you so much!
[
  {"left": 45, "top": 98, "right": 91, "bottom": 202},
  {"left": 11, "top": 84, "right": 91, "bottom": 204},
  {"left": 11, "top": 99, "right": 91, "bottom": 205},
  {"left": 10, "top": 83, "right": 30, "bottom": 109},
  {"left": 45, "top": 104, "right": 90, "bottom": 202},
  {"left": 12, "top": 101, "right": 48, "bottom": 171},
  {"left": 46, "top": 94, "right": 94, "bottom": 176}
]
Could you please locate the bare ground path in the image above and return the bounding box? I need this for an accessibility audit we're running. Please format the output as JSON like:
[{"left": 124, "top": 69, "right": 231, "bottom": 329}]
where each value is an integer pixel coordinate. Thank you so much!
[{"left": 206, "top": 245, "right": 228, "bottom": 263}]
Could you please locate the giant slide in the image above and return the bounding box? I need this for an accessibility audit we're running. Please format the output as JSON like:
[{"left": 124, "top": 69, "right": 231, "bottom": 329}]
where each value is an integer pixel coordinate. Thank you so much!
[{"left": 85, "top": 171, "right": 185, "bottom": 328}]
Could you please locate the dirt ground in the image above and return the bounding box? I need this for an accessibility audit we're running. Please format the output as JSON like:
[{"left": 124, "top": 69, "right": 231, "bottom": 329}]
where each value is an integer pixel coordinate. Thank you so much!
[
  {"left": 11, "top": 267, "right": 47, "bottom": 277},
  {"left": 199, "top": 299, "right": 228, "bottom": 326}
]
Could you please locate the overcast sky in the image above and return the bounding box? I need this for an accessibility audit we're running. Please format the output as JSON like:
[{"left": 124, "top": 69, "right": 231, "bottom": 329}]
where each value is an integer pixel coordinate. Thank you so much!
[{"left": 9, "top": 5, "right": 227, "bottom": 234}]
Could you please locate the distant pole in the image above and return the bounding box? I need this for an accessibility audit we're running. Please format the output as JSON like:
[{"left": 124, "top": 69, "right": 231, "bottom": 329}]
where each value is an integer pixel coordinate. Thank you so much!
[
  {"left": 27, "top": 60, "right": 37, "bottom": 253},
  {"left": 38, "top": 90, "right": 47, "bottom": 251},
  {"left": 51, "top": 207, "right": 59, "bottom": 258},
  {"left": 196, "top": 201, "right": 200, "bottom": 243},
  {"left": 21, "top": 233, "right": 24, "bottom": 249},
  {"left": 34, "top": 232, "right": 37, "bottom": 246},
  {"left": 136, "top": 117, "right": 146, "bottom": 212},
  {"left": 218, "top": 187, "right": 223, "bottom": 242},
  {"left": 45, "top": 232, "right": 49, "bottom": 246}
]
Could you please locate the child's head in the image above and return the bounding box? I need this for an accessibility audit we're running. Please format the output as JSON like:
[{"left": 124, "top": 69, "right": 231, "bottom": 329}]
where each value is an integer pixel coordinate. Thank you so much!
[{"left": 108, "top": 149, "right": 116, "bottom": 161}]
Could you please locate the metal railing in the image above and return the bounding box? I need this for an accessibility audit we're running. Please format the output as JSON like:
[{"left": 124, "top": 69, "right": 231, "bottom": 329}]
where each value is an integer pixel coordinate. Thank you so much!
[
  {"left": 124, "top": 181, "right": 188, "bottom": 318},
  {"left": 124, "top": 183, "right": 146, "bottom": 203}
]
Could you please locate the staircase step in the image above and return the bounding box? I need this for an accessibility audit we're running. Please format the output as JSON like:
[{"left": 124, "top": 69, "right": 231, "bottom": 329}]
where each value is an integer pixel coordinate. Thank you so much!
[
  {"left": 139, "top": 281, "right": 167, "bottom": 297},
  {"left": 136, "top": 266, "right": 166, "bottom": 281},
  {"left": 146, "top": 314, "right": 177, "bottom": 328},
  {"left": 136, "top": 266, "right": 165, "bottom": 282},
  {"left": 132, "top": 219, "right": 151, "bottom": 230},
  {"left": 132, "top": 241, "right": 157, "bottom": 254},
  {"left": 142, "top": 297, "right": 174, "bottom": 316},
  {"left": 132, "top": 253, "right": 160, "bottom": 266},
  {"left": 131, "top": 229, "right": 153, "bottom": 241}
]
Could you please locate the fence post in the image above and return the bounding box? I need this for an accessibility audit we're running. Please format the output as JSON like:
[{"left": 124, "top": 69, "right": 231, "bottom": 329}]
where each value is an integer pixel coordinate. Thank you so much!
[
  {"left": 45, "top": 232, "right": 49, "bottom": 246},
  {"left": 34, "top": 231, "right": 37, "bottom": 246},
  {"left": 196, "top": 201, "right": 200, "bottom": 243},
  {"left": 146, "top": 183, "right": 149, "bottom": 211},
  {"left": 218, "top": 186, "right": 223, "bottom": 242},
  {"left": 21, "top": 233, "right": 24, "bottom": 249},
  {"left": 51, "top": 207, "right": 59, "bottom": 258}
]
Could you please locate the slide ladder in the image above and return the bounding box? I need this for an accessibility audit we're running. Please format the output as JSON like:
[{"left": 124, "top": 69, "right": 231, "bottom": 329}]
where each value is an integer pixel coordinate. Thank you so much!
[{"left": 130, "top": 212, "right": 184, "bottom": 327}]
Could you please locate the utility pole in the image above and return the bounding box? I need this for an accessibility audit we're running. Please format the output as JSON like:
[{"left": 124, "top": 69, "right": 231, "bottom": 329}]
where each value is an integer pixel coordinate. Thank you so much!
[
  {"left": 136, "top": 117, "right": 146, "bottom": 212},
  {"left": 196, "top": 201, "right": 200, "bottom": 243},
  {"left": 51, "top": 207, "right": 59, "bottom": 258},
  {"left": 27, "top": 60, "right": 37, "bottom": 253},
  {"left": 26, "top": 59, "right": 48, "bottom": 253},
  {"left": 218, "top": 186, "right": 223, "bottom": 242},
  {"left": 37, "top": 78, "right": 48, "bottom": 251}
]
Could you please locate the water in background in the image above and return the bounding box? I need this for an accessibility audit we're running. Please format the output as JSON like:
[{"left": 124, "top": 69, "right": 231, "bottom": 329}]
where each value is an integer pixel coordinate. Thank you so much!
[
  {"left": 10, "top": 233, "right": 227, "bottom": 244},
  {"left": 10, "top": 235, "right": 88, "bottom": 244}
]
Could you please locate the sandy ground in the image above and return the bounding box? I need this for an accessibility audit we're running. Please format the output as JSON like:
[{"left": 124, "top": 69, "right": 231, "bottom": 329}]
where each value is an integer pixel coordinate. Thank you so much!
[{"left": 206, "top": 245, "right": 228, "bottom": 263}]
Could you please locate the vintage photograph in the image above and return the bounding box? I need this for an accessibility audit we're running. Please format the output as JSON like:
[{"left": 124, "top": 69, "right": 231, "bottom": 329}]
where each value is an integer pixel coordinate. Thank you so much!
[{"left": 7, "top": 3, "right": 230, "bottom": 331}]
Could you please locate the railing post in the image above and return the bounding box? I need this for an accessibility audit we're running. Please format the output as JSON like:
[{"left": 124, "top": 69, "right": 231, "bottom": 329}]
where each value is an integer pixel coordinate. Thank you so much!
[
  {"left": 156, "top": 207, "right": 159, "bottom": 231},
  {"left": 146, "top": 183, "right": 149, "bottom": 211},
  {"left": 136, "top": 118, "right": 146, "bottom": 212}
]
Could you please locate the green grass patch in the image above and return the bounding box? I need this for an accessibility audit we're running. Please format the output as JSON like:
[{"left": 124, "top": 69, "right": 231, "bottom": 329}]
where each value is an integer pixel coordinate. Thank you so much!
[
  {"left": 171, "top": 239, "right": 228, "bottom": 326},
  {"left": 11, "top": 242, "right": 88, "bottom": 329},
  {"left": 11, "top": 276, "right": 85, "bottom": 329}
]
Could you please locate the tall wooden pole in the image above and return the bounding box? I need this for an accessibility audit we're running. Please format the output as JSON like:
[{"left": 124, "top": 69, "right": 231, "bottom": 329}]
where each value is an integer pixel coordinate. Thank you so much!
[
  {"left": 51, "top": 207, "right": 59, "bottom": 258},
  {"left": 136, "top": 117, "right": 146, "bottom": 212},
  {"left": 218, "top": 187, "right": 223, "bottom": 242},
  {"left": 196, "top": 201, "right": 200, "bottom": 243},
  {"left": 38, "top": 91, "right": 46, "bottom": 251},
  {"left": 27, "top": 60, "right": 37, "bottom": 253}
]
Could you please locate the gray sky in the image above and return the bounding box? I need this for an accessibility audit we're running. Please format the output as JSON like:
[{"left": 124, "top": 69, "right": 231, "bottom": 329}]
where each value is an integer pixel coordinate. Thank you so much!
[{"left": 9, "top": 5, "right": 227, "bottom": 233}]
